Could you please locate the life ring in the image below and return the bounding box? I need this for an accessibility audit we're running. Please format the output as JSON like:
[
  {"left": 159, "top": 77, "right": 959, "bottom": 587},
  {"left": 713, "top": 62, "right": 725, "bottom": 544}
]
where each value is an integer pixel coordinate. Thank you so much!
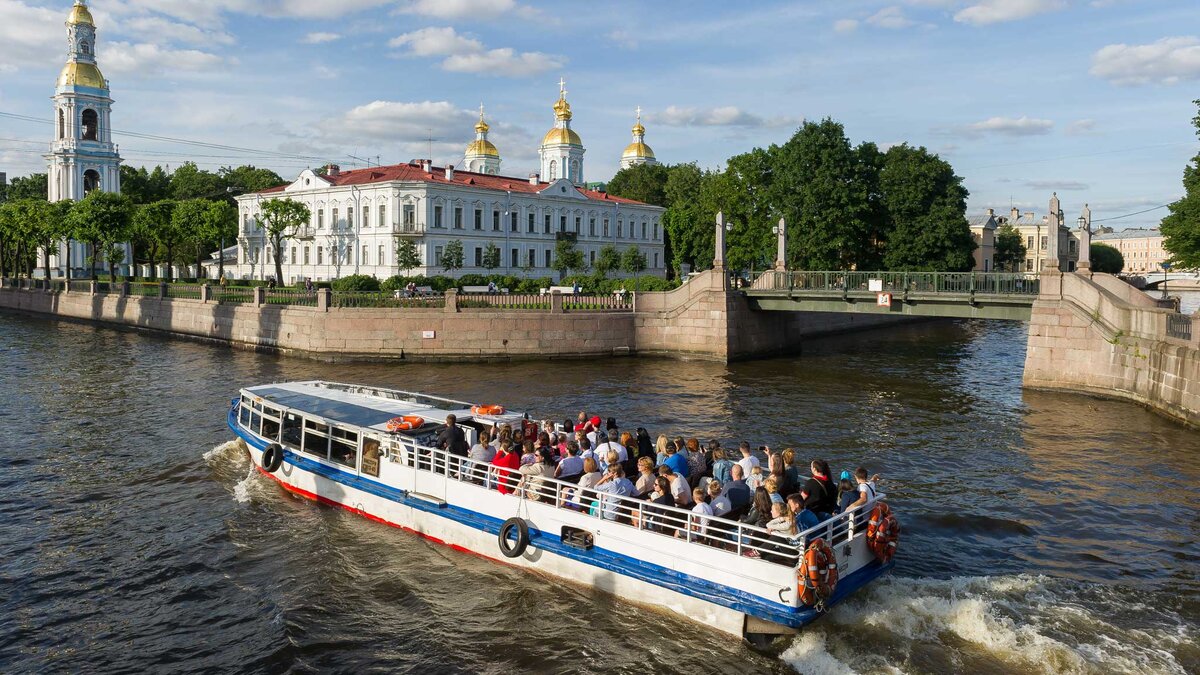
[
  {"left": 797, "top": 537, "right": 838, "bottom": 608},
  {"left": 386, "top": 416, "right": 425, "bottom": 432},
  {"left": 471, "top": 404, "right": 506, "bottom": 416},
  {"left": 498, "top": 517, "right": 530, "bottom": 558},
  {"left": 262, "top": 443, "right": 284, "bottom": 473},
  {"left": 867, "top": 502, "right": 900, "bottom": 564}
]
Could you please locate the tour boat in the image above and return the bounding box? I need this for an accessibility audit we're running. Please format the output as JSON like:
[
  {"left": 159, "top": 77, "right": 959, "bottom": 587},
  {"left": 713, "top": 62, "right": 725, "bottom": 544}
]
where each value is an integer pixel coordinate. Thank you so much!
[{"left": 226, "top": 381, "right": 897, "bottom": 643}]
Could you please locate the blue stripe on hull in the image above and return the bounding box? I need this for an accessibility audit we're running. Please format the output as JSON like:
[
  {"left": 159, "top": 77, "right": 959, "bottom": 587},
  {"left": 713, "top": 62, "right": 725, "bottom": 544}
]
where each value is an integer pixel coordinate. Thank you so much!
[{"left": 226, "top": 403, "right": 892, "bottom": 630}]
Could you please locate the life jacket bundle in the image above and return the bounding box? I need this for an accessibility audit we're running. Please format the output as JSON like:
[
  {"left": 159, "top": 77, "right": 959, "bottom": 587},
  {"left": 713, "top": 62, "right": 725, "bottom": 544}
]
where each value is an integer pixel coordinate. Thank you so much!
[
  {"left": 797, "top": 537, "right": 838, "bottom": 608},
  {"left": 866, "top": 501, "right": 900, "bottom": 564}
]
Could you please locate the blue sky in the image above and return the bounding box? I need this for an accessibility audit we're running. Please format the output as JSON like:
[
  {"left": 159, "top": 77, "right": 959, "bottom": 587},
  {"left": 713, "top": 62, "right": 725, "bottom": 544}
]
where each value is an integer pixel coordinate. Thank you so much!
[{"left": 1, "top": 0, "right": 1198, "bottom": 228}]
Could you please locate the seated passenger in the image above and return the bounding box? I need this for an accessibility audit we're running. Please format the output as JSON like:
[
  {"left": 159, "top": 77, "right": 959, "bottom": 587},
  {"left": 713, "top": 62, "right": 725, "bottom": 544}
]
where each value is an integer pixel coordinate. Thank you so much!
[
  {"left": 646, "top": 476, "right": 676, "bottom": 534},
  {"left": 593, "top": 464, "right": 636, "bottom": 521},
  {"left": 736, "top": 441, "right": 761, "bottom": 480},
  {"left": 518, "top": 448, "right": 555, "bottom": 502},
  {"left": 634, "top": 456, "right": 657, "bottom": 497},
  {"left": 710, "top": 447, "right": 735, "bottom": 484},
  {"left": 654, "top": 434, "right": 670, "bottom": 466},
  {"left": 747, "top": 464, "right": 765, "bottom": 491},
  {"left": 800, "top": 459, "right": 836, "bottom": 520},
  {"left": 569, "top": 456, "right": 602, "bottom": 511},
  {"left": 678, "top": 487, "right": 712, "bottom": 540},
  {"left": 765, "top": 502, "right": 801, "bottom": 565},
  {"left": 720, "top": 464, "right": 752, "bottom": 514},
  {"left": 837, "top": 475, "right": 857, "bottom": 514},
  {"left": 684, "top": 438, "right": 707, "bottom": 486},
  {"left": 467, "top": 430, "right": 496, "bottom": 483},
  {"left": 635, "top": 427, "right": 654, "bottom": 461},
  {"left": 662, "top": 442, "right": 689, "bottom": 479},
  {"left": 656, "top": 465, "right": 692, "bottom": 507},
  {"left": 519, "top": 440, "right": 537, "bottom": 466},
  {"left": 491, "top": 440, "right": 521, "bottom": 495},
  {"left": 786, "top": 493, "right": 821, "bottom": 533},
  {"left": 707, "top": 479, "right": 732, "bottom": 517},
  {"left": 554, "top": 441, "right": 585, "bottom": 480},
  {"left": 738, "top": 487, "right": 773, "bottom": 558},
  {"left": 847, "top": 466, "right": 881, "bottom": 512},
  {"left": 763, "top": 476, "right": 784, "bottom": 505}
]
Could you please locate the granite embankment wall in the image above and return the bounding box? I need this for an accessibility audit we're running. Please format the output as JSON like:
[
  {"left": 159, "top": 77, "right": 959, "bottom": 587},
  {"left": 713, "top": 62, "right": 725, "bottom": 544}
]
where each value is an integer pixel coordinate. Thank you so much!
[
  {"left": 1024, "top": 272, "right": 1200, "bottom": 428},
  {"left": 0, "top": 271, "right": 917, "bottom": 363}
]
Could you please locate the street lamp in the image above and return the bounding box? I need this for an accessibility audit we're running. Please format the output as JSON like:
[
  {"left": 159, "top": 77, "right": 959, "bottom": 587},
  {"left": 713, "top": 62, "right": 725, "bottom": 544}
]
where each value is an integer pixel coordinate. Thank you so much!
[{"left": 1161, "top": 261, "right": 1172, "bottom": 300}]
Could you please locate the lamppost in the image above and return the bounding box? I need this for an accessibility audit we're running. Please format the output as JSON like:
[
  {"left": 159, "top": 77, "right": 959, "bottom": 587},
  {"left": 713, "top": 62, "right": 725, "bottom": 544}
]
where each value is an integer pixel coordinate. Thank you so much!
[{"left": 1161, "top": 261, "right": 1172, "bottom": 300}]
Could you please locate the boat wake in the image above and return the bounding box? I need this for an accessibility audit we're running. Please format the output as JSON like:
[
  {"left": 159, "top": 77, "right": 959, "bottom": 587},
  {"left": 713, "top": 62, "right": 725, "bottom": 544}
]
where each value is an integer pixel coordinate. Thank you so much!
[
  {"left": 231, "top": 464, "right": 262, "bottom": 504},
  {"left": 203, "top": 440, "right": 246, "bottom": 465},
  {"left": 782, "top": 574, "right": 1192, "bottom": 675}
]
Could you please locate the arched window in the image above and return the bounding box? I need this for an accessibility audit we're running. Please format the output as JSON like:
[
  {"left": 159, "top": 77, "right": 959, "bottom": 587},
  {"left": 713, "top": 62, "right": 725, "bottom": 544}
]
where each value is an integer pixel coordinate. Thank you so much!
[
  {"left": 58, "top": 109, "right": 65, "bottom": 139},
  {"left": 570, "top": 159, "right": 580, "bottom": 181},
  {"left": 81, "top": 109, "right": 98, "bottom": 141},
  {"left": 548, "top": 160, "right": 557, "bottom": 181},
  {"left": 81, "top": 41, "right": 90, "bottom": 55},
  {"left": 83, "top": 169, "right": 100, "bottom": 194}
]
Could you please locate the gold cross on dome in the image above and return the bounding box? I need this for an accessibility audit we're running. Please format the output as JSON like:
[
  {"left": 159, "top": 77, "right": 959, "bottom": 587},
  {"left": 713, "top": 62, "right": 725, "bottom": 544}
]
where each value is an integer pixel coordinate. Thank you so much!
[
  {"left": 636, "top": 106, "right": 642, "bottom": 123},
  {"left": 478, "top": 102, "right": 485, "bottom": 120},
  {"left": 558, "top": 77, "right": 567, "bottom": 97}
]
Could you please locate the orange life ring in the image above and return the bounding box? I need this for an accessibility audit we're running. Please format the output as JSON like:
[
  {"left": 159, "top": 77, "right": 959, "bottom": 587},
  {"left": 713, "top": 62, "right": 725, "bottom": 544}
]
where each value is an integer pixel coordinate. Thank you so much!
[
  {"left": 386, "top": 415, "right": 425, "bottom": 432},
  {"left": 867, "top": 502, "right": 900, "bottom": 564},
  {"left": 797, "top": 537, "right": 838, "bottom": 607},
  {"left": 471, "top": 404, "right": 505, "bottom": 416}
]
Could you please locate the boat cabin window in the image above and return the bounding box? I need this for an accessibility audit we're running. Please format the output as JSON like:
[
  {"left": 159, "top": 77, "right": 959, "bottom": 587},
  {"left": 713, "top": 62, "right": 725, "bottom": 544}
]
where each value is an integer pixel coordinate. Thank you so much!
[
  {"left": 281, "top": 412, "right": 302, "bottom": 449},
  {"left": 239, "top": 401, "right": 251, "bottom": 428},
  {"left": 303, "top": 418, "right": 330, "bottom": 459},
  {"left": 330, "top": 427, "right": 358, "bottom": 469},
  {"left": 260, "top": 405, "right": 281, "bottom": 441}
]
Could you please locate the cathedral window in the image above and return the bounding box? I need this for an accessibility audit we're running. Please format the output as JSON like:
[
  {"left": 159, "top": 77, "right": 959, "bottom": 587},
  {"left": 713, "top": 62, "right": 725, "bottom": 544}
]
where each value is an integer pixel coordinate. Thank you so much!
[
  {"left": 83, "top": 169, "right": 100, "bottom": 194},
  {"left": 58, "top": 109, "right": 65, "bottom": 140},
  {"left": 81, "top": 41, "right": 90, "bottom": 55},
  {"left": 570, "top": 160, "right": 580, "bottom": 181},
  {"left": 81, "top": 109, "right": 98, "bottom": 141},
  {"left": 548, "top": 160, "right": 557, "bottom": 181}
]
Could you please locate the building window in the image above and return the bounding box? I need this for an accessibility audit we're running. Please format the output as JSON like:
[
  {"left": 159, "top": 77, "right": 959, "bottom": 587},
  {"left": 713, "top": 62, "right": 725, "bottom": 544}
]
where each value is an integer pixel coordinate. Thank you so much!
[
  {"left": 81, "top": 109, "right": 98, "bottom": 141},
  {"left": 560, "top": 215, "right": 567, "bottom": 233},
  {"left": 1069, "top": 239, "right": 1077, "bottom": 254},
  {"left": 304, "top": 247, "right": 311, "bottom": 265},
  {"left": 603, "top": 219, "right": 610, "bottom": 237},
  {"left": 653, "top": 252, "right": 659, "bottom": 268},
  {"left": 434, "top": 245, "right": 443, "bottom": 267},
  {"left": 403, "top": 204, "right": 415, "bottom": 227},
  {"left": 617, "top": 221, "right": 623, "bottom": 238},
  {"left": 333, "top": 208, "right": 339, "bottom": 229},
  {"left": 511, "top": 248, "right": 518, "bottom": 267},
  {"left": 363, "top": 208, "right": 370, "bottom": 228},
  {"left": 378, "top": 245, "right": 385, "bottom": 265},
  {"left": 474, "top": 208, "right": 483, "bottom": 230},
  {"left": 290, "top": 247, "right": 297, "bottom": 265},
  {"left": 317, "top": 246, "right": 324, "bottom": 265},
  {"left": 243, "top": 213, "right": 249, "bottom": 234},
  {"left": 1040, "top": 236, "right": 1047, "bottom": 250},
  {"left": 317, "top": 210, "right": 324, "bottom": 230},
  {"left": 544, "top": 215, "right": 551, "bottom": 234},
  {"left": 549, "top": 160, "right": 557, "bottom": 181},
  {"left": 527, "top": 213, "right": 535, "bottom": 233},
  {"left": 347, "top": 207, "right": 355, "bottom": 228},
  {"left": 589, "top": 250, "right": 595, "bottom": 265},
  {"left": 1025, "top": 259, "right": 1033, "bottom": 271},
  {"left": 474, "top": 247, "right": 482, "bottom": 266},
  {"left": 434, "top": 205, "right": 443, "bottom": 228},
  {"left": 362, "top": 245, "right": 369, "bottom": 265},
  {"left": 378, "top": 205, "right": 386, "bottom": 228},
  {"left": 641, "top": 222, "right": 647, "bottom": 239},
  {"left": 589, "top": 218, "right": 596, "bottom": 237},
  {"left": 545, "top": 249, "right": 551, "bottom": 267},
  {"left": 454, "top": 207, "right": 463, "bottom": 229},
  {"left": 574, "top": 217, "right": 581, "bottom": 233},
  {"left": 653, "top": 223, "right": 659, "bottom": 241}
]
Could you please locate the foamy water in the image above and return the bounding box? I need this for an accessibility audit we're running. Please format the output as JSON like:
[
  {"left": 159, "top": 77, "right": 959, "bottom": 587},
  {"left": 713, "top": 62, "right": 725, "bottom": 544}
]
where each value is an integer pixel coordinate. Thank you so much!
[{"left": 783, "top": 575, "right": 1192, "bottom": 675}]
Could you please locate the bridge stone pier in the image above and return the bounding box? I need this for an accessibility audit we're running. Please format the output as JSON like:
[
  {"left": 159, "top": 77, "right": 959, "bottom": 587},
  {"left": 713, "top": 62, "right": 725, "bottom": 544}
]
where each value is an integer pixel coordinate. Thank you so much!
[{"left": 1024, "top": 271, "right": 1200, "bottom": 428}]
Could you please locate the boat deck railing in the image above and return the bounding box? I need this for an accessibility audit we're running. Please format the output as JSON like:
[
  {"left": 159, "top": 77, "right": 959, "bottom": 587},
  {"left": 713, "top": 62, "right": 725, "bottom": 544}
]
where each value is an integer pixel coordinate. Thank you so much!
[{"left": 390, "top": 440, "right": 882, "bottom": 567}]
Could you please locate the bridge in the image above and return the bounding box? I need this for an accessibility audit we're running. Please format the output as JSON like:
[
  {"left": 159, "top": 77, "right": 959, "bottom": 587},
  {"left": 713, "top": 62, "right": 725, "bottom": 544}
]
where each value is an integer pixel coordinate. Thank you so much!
[
  {"left": 1123, "top": 271, "right": 1200, "bottom": 289},
  {"left": 743, "top": 270, "right": 1039, "bottom": 320}
]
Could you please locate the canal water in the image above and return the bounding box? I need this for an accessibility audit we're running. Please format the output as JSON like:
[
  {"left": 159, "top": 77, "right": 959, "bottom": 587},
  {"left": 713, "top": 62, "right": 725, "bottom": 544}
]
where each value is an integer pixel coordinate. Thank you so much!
[{"left": 0, "top": 312, "right": 1195, "bottom": 674}]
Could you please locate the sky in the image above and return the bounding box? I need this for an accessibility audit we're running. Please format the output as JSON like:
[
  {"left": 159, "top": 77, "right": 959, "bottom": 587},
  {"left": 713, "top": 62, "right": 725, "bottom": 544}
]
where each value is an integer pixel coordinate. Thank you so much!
[{"left": 1, "top": 0, "right": 1198, "bottom": 229}]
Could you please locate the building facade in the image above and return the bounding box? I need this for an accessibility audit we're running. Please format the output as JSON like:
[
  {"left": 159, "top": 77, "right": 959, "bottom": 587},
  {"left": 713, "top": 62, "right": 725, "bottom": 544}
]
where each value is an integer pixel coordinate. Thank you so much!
[
  {"left": 231, "top": 85, "right": 665, "bottom": 283},
  {"left": 967, "top": 211, "right": 997, "bottom": 272},
  {"left": 1093, "top": 228, "right": 1168, "bottom": 274},
  {"left": 995, "top": 196, "right": 1083, "bottom": 273}
]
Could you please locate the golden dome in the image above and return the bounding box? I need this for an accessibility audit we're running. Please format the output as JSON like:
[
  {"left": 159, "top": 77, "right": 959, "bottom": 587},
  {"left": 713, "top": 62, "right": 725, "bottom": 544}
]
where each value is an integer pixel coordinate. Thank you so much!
[
  {"left": 58, "top": 61, "right": 106, "bottom": 89},
  {"left": 68, "top": 1, "right": 95, "bottom": 26},
  {"left": 466, "top": 139, "right": 499, "bottom": 158},
  {"left": 542, "top": 127, "right": 582, "bottom": 147},
  {"left": 622, "top": 141, "right": 655, "bottom": 160},
  {"left": 553, "top": 97, "right": 572, "bottom": 121},
  {"left": 474, "top": 118, "right": 490, "bottom": 134},
  {"left": 632, "top": 121, "right": 645, "bottom": 135}
]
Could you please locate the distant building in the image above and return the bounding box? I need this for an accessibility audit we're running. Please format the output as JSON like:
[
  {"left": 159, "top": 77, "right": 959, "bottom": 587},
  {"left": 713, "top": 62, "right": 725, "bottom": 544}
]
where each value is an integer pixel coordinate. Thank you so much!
[
  {"left": 997, "top": 199, "right": 1082, "bottom": 272},
  {"left": 1093, "top": 228, "right": 1167, "bottom": 273},
  {"left": 967, "top": 210, "right": 998, "bottom": 272}
]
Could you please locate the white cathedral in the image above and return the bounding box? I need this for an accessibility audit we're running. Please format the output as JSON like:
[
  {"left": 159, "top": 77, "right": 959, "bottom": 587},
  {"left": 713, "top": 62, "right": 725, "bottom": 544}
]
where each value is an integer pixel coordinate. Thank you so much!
[
  {"left": 42, "top": 1, "right": 130, "bottom": 278},
  {"left": 231, "top": 82, "right": 665, "bottom": 283}
]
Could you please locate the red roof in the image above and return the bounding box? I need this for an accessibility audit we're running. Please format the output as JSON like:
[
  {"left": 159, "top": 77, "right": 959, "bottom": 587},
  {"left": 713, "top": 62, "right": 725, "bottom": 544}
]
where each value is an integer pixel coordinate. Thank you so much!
[{"left": 251, "top": 162, "right": 651, "bottom": 206}]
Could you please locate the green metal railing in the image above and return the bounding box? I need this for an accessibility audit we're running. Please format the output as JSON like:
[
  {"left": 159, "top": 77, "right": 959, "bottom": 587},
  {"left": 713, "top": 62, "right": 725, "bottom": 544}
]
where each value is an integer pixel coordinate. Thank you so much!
[
  {"left": 330, "top": 292, "right": 445, "bottom": 309},
  {"left": 746, "top": 271, "right": 1040, "bottom": 296}
]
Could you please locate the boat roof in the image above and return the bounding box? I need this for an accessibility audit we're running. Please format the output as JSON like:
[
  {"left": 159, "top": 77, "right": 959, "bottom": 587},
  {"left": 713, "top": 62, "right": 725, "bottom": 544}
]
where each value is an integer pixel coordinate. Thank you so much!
[{"left": 242, "top": 380, "right": 523, "bottom": 433}]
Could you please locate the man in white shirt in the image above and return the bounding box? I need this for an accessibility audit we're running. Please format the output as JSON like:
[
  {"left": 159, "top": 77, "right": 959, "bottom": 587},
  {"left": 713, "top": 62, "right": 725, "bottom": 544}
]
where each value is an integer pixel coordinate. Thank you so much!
[
  {"left": 737, "top": 441, "right": 761, "bottom": 479},
  {"left": 657, "top": 465, "right": 691, "bottom": 507},
  {"left": 593, "top": 431, "right": 627, "bottom": 465}
]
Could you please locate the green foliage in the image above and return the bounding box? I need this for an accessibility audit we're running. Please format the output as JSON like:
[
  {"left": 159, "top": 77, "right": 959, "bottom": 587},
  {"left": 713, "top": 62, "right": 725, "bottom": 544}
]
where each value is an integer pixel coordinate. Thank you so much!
[
  {"left": 593, "top": 244, "right": 621, "bottom": 278},
  {"left": 482, "top": 241, "right": 501, "bottom": 270},
  {"left": 606, "top": 163, "right": 671, "bottom": 206},
  {"left": 994, "top": 222, "right": 1027, "bottom": 272},
  {"left": 1090, "top": 243, "right": 1125, "bottom": 274},
  {"left": 551, "top": 237, "right": 585, "bottom": 277},
  {"left": 878, "top": 144, "right": 975, "bottom": 271},
  {"left": 220, "top": 165, "right": 285, "bottom": 194},
  {"left": 331, "top": 274, "right": 381, "bottom": 292},
  {"left": 172, "top": 199, "right": 211, "bottom": 239},
  {"left": 258, "top": 197, "right": 311, "bottom": 282},
  {"left": 7, "top": 174, "right": 48, "bottom": 202},
  {"left": 395, "top": 238, "right": 421, "bottom": 273},
  {"left": 621, "top": 246, "right": 647, "bottom": 275},
  {"left": 662, "top": 162, "right": 710, "bottom": 276},
  {"left": 441, "top": 239, "right": 464, "bottom": 273},
  {"left": 67, "top": 191, "right": 133, "bottom": 280},
  {"left": 560, "top": 273, "right": 678, "bottom": 294},
  {"left": 133, "top": 200, "right": 178, "bottom": 278},
  {"left": 120, "top": 165, "right": 170, "bottom": 204},
  {"left": 1161, "top": 99, "right": 1200, "bottom": 268}
]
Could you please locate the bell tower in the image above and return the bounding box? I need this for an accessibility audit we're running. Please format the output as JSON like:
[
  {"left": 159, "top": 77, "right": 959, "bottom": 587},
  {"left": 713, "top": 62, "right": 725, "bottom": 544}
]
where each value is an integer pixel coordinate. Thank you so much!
[
  {"left": 47, "top": 1, "right": 122, "bottom": 202},
  {"left": 538, "top": 78, "right": 585, "bottom": 185}
]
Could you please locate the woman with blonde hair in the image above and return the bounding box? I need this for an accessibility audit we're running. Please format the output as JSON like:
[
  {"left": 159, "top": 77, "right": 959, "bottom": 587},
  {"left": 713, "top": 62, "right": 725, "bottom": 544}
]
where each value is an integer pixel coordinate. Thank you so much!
[{"left": 655, "top": 434, "right": 670, "bottom": 466}]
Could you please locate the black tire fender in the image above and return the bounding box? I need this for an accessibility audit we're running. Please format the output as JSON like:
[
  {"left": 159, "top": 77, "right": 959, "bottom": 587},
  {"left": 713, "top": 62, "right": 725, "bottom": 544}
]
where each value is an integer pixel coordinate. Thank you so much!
[
  {"left": 262, "top": 443, "right": 285, "bottom": 473},
  {"left": 498, "top": 517, "right": 530, "bottom": 558}
]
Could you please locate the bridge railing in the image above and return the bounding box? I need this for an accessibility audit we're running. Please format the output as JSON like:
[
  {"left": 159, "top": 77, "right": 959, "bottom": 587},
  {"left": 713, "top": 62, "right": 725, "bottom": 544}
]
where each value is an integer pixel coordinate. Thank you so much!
[{"left": 747, "top": 271, "right": 1040, "bottom": 296}]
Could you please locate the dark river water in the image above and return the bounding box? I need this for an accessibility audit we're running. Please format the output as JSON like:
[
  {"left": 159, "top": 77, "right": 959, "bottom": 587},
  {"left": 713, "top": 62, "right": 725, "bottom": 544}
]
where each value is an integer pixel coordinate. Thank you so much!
[{"left": 0, "top": 312, "right": 1196, "bottom": 674}]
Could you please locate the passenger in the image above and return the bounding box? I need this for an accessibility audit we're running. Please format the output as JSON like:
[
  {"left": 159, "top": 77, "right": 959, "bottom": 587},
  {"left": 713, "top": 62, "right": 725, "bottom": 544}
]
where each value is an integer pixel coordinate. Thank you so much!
[
  {"left": 491, "top": 440, "right": 521, "bottom": 495},
  {"left": 685, "top": 438, "right": 707, "bottom": 486},
  {"left": 769, "top": 452, "right": 793, "bottom": 495},
  {"left": 577, "top": 456, "right": 602, "bottom": 493},
  {"left": 837, "top": 476, "right": 857, "bottom": 514},
  {"left": 704, "top": 439, "right": 721, "bottom": 475},
  {"left": 747, "top": 464, "right": 765, "bottom": 491},
  {"left": 646, "top": 476, "right": 676, "bottom": 534},
  {"left": 786, "top": 492, "right": 821, "bottom": 533},
  {"left": 593, "top": 464, "right": 636, "bottom": 521},
  {"left": 847, "top": 466, "right": 880, "bottom": 512},
  {"left": 519, "top": 440, "right": 537, "bottom": 466},
  {"left": 468, "top": 430, "right": 496, "bottom": 482},
  {"left": 656, "top": 465, "right": 692, "bottom": 507},
  {"left": 763, "top": 476, "right": 784, "bottom": 505},
  {"left": 575, "top": 410, "right": 588, "bottom": 431},
  {"left": 707, "top": 479, "right": 732, "bottom": 517},
  {"left": 435, "top": 413, "right": 468, "bottom": 458},
  {"left": 782, "top": 448, "right": 805, "bottom": 492},
  {"left": 554, "top": 441, "right": 585, "bottom": 480},
  {"left": 578, "top": 436, "right": 593, "bottom": 460},
  {"left": 739, "top": 487, "right": 773, "bottom": 558},
  {"left": 710, "top": 446, "right": 734, "bottom": 484},
  {"left": 655, "top": 434, "right": 670, "bottom": 466},
  {"left": 594, "top": 431, "right": 626, "bottom": 466},
  {"left": 800, "top": 459, "right": 837, "bottom": 520},
  {"left": 678, "top": 487, "right": 712, "bottom": 540},
  {"left": 766, "top": 501, "right": 797, "bottom": 538},
  {"left": 663, "top": 441, "right": 689, "bottom": 479},
  {"left": 765, "top": 502, "right": 801, "bottom": 565},
  {"left": 736, "top": 441, "right": 762, "bottom": 479},
  {"left": 720, "top": 464, "right": 752, "bottom": 514},
  {"left": 634, "top": 456, "right": 657, "bottom": 497},
  {"left": 586, "top": 416, "right": 603, "bottom": 445},
  {"left": 635, "top": 427, "right": 654, "bottom": 461},
  {"left": 519, "top": 447, "right": 555, "bottom": 502}
]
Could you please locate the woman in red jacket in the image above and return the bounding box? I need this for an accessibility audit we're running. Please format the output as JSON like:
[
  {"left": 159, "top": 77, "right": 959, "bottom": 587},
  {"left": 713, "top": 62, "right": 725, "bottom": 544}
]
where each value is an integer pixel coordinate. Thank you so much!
[{"left": 491, "top": 440, "right": 522, "bottom": 495}]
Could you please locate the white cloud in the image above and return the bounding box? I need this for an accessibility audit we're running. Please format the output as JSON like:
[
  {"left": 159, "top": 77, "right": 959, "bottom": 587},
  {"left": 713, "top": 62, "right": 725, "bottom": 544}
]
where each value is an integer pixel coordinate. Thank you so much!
[
  {"left": 654, "top": 105, "right": 799, "bottom": 128},
  {"left": 966, "top": 115, "right": 1054, "bottom": 136},
  {"left": 100, "top": 41, "right": 230, "bottom": 77},
  {"left": 867, "top": 6, "right": 917, "bottom": 29},
  {"left": 121, "top": 16, "right": 236, "bottom": 46},
  {"left": 399, "top": 0, "right": 536, "bottom": 19},
  {"left": 390, "top": 26, "right": 563, "bottom": 77},
  {"left": 1090, "top": 37, "right": 1200, "bottom": 86},
  {"left": 0, "top": 1, "right": 65, "bottom": 69},
  {"left": 833, "top": 19, "right": 859, "bottom": 33},
  {"left": 1026, "top": 180, "right": 1089, "bottom": 190},
  {"left": 1065, "top": 119, "right": 1097, "bottom": 135},
  {"left": 608, "top": 29, "right": 638, "bottom": 49},
  {"left": 954, "top": 0, "right": 1067, "bottom": 26},
  {"left": 114, "top": 0, "right": 396, "bottom": 28},
  {"left": 302, "top": 32, "right": 342, "bottom": 44}
]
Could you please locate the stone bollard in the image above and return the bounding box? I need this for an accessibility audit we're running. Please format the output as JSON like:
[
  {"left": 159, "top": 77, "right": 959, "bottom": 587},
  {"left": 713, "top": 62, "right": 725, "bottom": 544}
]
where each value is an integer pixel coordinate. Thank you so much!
[
  {"left": 444, "top": 288, "right": 458, "bottom": 313},
  {"left": 90, "top": 280, "right": 98, "bottom": 296},
  {"left": 318, "top": 287, "right": 331, "bottom": 312},
  {"left": 201, "top": 283, "right": 211, "bottom": 303},
  {"left": 121, "top": 281, "right": 131, "bottom": 297},
  {"left": 254, "top": 286, "right": 265, "bottom": 307},
  {"left": 550, "top": 292, "right": 564, "bottom": 314},
  {"left": 158, "top": 282, "right": 167, "bottom": 299}
]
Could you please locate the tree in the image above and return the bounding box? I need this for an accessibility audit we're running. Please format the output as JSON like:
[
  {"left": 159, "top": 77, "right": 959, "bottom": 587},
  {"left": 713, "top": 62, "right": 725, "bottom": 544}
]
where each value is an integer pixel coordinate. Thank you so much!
[
  {"left": 994, "top": 222, "right": 1027, "bottom": 272},
  {"left": 441, "top": 239, "right": 464, "bottom": 274},
  {"left": 11, "top": 199, "right": 62, "bottom": 281},
  {"left": 173, "top": 199, "right": 212, "bottom": 279},
  {"left": 170, "top": 162, "right": 225, "bottom": 201},
  {"left": 662, "top": 162, "right": 711, "bottom": 276},
  {"left": 621, "top": 246, "right": 647, "bottom": 276},
  {"left": 120, "top": 165, "right": 170, "bottom": 204},
  {"left": 134, "top": 200, "right": 178, "bottom": 280},
  {"left": 1091, "top": 243, "right": 1125, "bottom": 274},
  {"left": 1160, "top": 99, "right": 1200, "bottom": 268},
  {"left": 481, "top": 241, "right": 501, "bottom": 271},
  {"left": 594, "top": 244, "right": 621, "bottom": 278},
  {"left": 201, "top": 200, "right": 237, "bottom": 281},
  {"left": 7, "top": 174, "right": 48, "bottom": 202},
  {"left": 606, "top": 163, "right": 670, "bottom": 206},
  {"left": 878, "top": 144, "right": 976, "bottom": 271},
  {"left": 551, "top": 237, "right": 585, "bottom": 279},
  {"left": 220, "top": 165, "right": 285, "bottom": 195},
  {"left": 258, "top": 198, "right": 311, "bottom": 284},
  {"left": 395, "top": 238, "right": 421, "bottom": 273},
  {"left": 708, "top": 148, "right": 776, "bottom": 272},
  {"left": 68, "top": 191, "right": 132, "bottom": 280}
]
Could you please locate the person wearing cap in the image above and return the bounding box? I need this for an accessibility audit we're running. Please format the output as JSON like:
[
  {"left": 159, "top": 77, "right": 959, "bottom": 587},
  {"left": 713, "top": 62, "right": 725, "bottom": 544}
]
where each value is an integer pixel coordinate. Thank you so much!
[{"left": 586, "top": 415, "right": 603, "bottom": 446}]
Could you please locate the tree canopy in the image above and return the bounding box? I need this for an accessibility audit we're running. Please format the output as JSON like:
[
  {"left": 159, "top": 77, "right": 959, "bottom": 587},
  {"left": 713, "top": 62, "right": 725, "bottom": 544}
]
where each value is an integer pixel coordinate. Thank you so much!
[
  {"left": 993, "top": 222, "right": 1027, "bottom": 272},
  {"left": 258, "top": 198, "right": 311, "bottom": 283},
  {"left": 1161, "top": 99, "right": 1200, "bottom": 268},
  {"left": 1090, "top": 243, "right": 1124, "bottom": 274}
]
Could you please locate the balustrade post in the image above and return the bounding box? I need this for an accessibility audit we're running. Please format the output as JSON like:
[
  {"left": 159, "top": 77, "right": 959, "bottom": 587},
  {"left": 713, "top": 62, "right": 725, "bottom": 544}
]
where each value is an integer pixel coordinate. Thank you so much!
[
  {"left": 121, "top": 280, "right": 130, "bottom": 297},
  {"left": 90, "top": 280, "right": 98, "bottom": 296},
  {"left": 443, "top": 288, "right": 458, "bottom": 313},
  {"left": 158, "top": 282, "right": 167, "bottom": 299},
  {"left": 201, "top": 283, "right": 211, "bottom": 303},
  {"left": 550, "top": 292, "right": 564, "bottom": 314},
  {"left": 318, "top": 287, "right": 331, "bottom": 312},
  {"left": 253, "top": 286, "right": 265, "bottom": 307}
]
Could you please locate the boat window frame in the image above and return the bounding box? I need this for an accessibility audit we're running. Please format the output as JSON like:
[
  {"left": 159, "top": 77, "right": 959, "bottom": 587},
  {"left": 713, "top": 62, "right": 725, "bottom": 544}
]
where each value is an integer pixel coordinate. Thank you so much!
[
  {"left": 281, "top": 410, "right": 303, "bottom": 449},
  {"left": 329, "top": 425, "right": 359, "bottom": 470},
  {"left": 260, "top": 404, "right": 282, "bottom": 441},
  {"left": 302, "top": 417, "right": 331, "bottom": 460}
]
